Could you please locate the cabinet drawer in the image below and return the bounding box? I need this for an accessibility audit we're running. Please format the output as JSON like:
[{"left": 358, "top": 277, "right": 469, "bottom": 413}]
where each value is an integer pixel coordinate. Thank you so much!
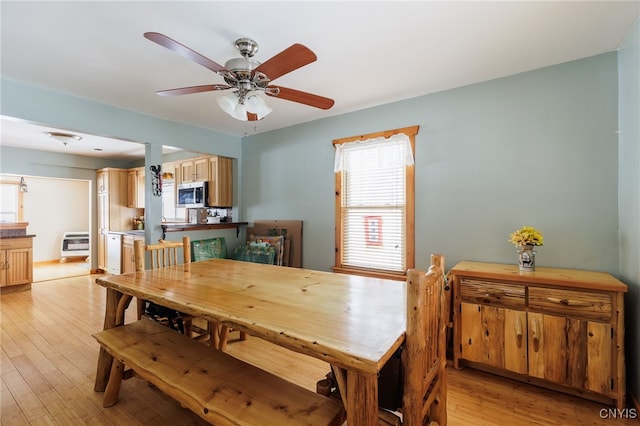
[
  {"left": 528, "top": 287, "right": 611, "bottom": 321},
  {"left": 460, "top": 279, "right": 525, "bottom": 309},
  {"left": 0, "top": 238, "right": 32, "bottom": 250}
]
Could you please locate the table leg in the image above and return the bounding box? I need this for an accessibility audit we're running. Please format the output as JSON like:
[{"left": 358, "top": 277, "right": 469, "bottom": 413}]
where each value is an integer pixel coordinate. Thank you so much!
[
  {"left": 94, "top": 288, "right": 129, "bottom": 392},
  {"left": 331, "top": 365, "right": 378, "bottom": 426}
]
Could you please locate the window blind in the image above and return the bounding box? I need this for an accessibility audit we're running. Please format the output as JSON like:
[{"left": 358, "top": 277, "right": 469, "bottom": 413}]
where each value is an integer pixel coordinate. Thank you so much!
[{"left": 336, "top": 134, "right": 413, "bottom": 273}]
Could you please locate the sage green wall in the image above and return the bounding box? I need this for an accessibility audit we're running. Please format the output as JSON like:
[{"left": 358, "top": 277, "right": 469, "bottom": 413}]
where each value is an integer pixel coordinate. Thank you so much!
[
  {"left": 1, "top": 49, "right": 636, "bottom": 398},
  {"left": 243, "top": 53, "right": 620, "bottom": 274},
  {"left": 1, "top": 79, "right": 243, "bottom": 269},
  {"left": 618, "top": 17, "right": 640, "bottom": 405},
  {"left": 242, "top": 50, "right": 639, "bottom": 396}
]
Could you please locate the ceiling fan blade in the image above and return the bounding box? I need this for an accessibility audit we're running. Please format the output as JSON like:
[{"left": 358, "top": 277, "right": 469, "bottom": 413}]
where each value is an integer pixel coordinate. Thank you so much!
[
  {"left": 255, "top": 44, "right": 317, "bottom": 81},
  {"left": 144, "top": 32, "right": 229, "bottom": 74},
  {"left": 247, "top": 112, "right": 259, "bottom": 121},
  {"left": 267, "top": 86, "right": 334, "bottom": 110},
  {"left": 156, "top": 84, "right": 231, "bottom": 96}
]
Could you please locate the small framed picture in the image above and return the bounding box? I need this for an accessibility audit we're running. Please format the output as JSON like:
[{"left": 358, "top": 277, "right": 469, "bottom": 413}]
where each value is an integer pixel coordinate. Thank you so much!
[{"left": 364, "top": 216, "right": 383, "bottom": 246}]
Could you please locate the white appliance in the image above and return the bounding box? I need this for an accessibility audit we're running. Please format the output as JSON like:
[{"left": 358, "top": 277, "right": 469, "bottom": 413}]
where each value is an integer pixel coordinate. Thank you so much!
[
  {"left": 60, "top": 232, "right": 90, "bottom": 258},
  {"left": 177, "top": 181, "right": 208, "bottom": 208},
  {"left": 107, "top": 233, "right": 122, "bottom": 275}
]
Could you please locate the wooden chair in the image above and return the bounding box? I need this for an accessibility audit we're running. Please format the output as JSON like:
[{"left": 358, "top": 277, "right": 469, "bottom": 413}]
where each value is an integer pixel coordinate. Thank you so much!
[
  {"left": 400, "top": 254, "right": 448, "bottom": 426},
  {"left": 317, "top": 255, "right": 448, "bottom": 426},
  {"left": 134, "top": 237, "right": 207, "bottom": 340}
]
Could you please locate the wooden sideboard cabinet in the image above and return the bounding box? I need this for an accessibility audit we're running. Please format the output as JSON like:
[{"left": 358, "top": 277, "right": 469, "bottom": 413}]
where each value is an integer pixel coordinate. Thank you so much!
[{"left": 450, "top": 261, "right": 627, "bottom": 409}]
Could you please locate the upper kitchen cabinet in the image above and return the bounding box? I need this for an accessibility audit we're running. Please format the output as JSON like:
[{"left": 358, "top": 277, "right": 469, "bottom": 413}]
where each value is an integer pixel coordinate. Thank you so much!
[
  {"left": 127, "top": 167, "right": 145, "bottom": 209},
  {"left": 209, "top": 156, "right": 233, "bottom": 207},
  {"left": 97, "top": 168, "right": 110, "bottom": 193},
  {"left": 180, "top": 157, "right": 209, "bottom": 183}
]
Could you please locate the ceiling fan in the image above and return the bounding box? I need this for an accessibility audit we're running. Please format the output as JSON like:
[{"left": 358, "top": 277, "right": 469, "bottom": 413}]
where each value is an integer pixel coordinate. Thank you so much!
[{"left": 144, "top": 32, "right": 335, "bottom": 121}]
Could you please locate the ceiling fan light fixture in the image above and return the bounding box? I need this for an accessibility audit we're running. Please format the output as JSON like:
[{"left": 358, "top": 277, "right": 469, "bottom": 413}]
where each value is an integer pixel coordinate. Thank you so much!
[
  {"left": 217, "top": 91, "right": 248, "bottom": 121},
  {"left": 145, "top": 33, "right": 334, "bottom": 123},
  {"left": 217, "top": 91, "right": 238, "bottom": 115},
  {"left": 231, "top": 103, "right": 248, "bottom": 121},
  {"left": 245, "top": 91, "right": 272, "bottom": 119},
  {"left": 217, "top": 90, "right": 272, "bottom": 121},
  {"left": 46, "top": 131, "right": 82, "bottom": 145}
]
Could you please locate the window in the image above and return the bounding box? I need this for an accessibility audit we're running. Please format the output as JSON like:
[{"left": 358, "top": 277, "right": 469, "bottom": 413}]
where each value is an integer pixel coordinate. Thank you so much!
[
  {"left": 0, "top": 179, "right": 24, "bottom": 222},
  {"left": 333, "top": 126, "right": 418, "bottom": 280}
]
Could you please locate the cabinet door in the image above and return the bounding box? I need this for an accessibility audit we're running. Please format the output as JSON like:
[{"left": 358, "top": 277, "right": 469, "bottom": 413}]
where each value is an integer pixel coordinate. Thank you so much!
[
  {"left": 460, "top": 303, "right": 527, "bottom": 374},
  {"left": 136, "top": 170, "right": 145, "bottom": 208},
  {"left": 121, "top": 237, "right": 135, "bottom": 274},
  {"left": 208, "top": 156, "right": 233, "bottom": 207},
  {"left": 0, "top": 250, "right": 6, "bottom": 287},
  {"left": 528, "top": 312, "right": 612, "bottom": 393},
  {"left": 127, "top": 170, "right": 137, "bottom": 208},
  {"left": 97, "top": 169, "right": 108, "bottom": 193},
  {"left": 181, "top": 162, "right": 194, "bottom": 183},
  {"left": 181, "top": 159, "right": 208, "bottom": 182},
  {"left": 194, "top": 158, "right": 209, "bottom": 181},
  {"left": 217, "top": 156, "right": 233, "bottom": 206},
  {"left": 4, "top": 247, "right": 33, "bottom": 286},
  {"left": 97, "top": 193, "right": 109, "bottom": 269}
]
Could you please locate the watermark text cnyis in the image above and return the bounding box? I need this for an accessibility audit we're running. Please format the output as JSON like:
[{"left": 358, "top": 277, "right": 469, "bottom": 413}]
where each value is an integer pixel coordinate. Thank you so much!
[{"left": 599, "top": 408, "right": 637, "bottom": 419}]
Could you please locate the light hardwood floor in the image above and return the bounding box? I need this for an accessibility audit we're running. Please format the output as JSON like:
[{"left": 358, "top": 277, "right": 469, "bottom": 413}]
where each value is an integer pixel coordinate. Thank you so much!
[{"left": 1, "top": 268, "right": 636, "bottom": 425}]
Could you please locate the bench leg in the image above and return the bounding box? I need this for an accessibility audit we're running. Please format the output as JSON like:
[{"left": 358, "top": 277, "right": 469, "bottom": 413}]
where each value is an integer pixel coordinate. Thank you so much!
[
  {"left": 103, "top": 359, "right": 125, "bottom": 408},
  {"left": 94, "top": 288, "right": 120, "bottom": 392}
]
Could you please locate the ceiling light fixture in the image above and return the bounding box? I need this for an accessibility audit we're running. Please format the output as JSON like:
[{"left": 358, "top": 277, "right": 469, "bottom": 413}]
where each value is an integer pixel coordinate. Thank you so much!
[
  {"left": 217, "top": 89, "right": 273, "bottom": 121},
  {"left": 46, "top": 131, "right": 82, "bottom": 145},
  {"left": 18, "top": 177, "right": 28, "bottom": 193},
  {"left": 213, "top": 39, "right": 277, "bottom": 121}
]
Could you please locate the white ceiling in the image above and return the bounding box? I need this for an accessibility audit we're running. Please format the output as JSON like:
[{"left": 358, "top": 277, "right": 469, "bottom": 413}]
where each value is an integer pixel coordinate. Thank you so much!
[{"left": 1, "top": 1, "right": 638, "bottom": 160}]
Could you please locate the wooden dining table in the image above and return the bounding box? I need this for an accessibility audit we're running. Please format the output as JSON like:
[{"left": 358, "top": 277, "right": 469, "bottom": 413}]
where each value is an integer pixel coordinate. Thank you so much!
[{"left": 93, "top": 258, "right": 406, "bottom": 426}]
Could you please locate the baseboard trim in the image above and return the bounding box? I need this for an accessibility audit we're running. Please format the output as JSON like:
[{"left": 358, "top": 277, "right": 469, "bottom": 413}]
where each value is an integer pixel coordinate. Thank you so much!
[{"left": 35, "top": 258, "right": 88, "bottom": 266}]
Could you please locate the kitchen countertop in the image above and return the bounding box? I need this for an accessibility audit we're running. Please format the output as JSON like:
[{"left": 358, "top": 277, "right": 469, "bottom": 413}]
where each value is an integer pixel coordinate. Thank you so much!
[
  {"left": 109, "top": 222, "right": 248, "bottom": 237},
  {"left": 0, "top": 222, "right": 33, "bottom": 238},
  {"left": 161, "top": 222, "right": 247, "bottom": 232},
  {"left": 0, "top": 234, "right": 36, "bottom": 239}
]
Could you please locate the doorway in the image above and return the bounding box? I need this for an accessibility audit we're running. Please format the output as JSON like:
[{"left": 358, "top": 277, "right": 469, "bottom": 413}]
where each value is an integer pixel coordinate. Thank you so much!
[{"left": 1, "top": 174, "right": 93, "bottom": 281}]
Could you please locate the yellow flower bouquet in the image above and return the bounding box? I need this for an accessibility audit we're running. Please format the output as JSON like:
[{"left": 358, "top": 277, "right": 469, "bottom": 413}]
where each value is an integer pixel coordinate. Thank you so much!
[
  {"left": 132, "top": 216, "right": 144, "bottom": 230},
  {"left": 509, "top": 226, "right": 543, "bottom": 247}
]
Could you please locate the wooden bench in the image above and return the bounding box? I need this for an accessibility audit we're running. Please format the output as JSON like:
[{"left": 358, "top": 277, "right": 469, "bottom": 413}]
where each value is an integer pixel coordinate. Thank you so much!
[{"left": 93, "top": 319, "right": 345, "bottom": 426}]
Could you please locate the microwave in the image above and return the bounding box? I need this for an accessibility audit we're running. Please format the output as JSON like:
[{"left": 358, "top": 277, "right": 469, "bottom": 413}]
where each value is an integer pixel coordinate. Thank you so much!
[{"left": 177, "top": 181, "right": 209, "bottom": 208}]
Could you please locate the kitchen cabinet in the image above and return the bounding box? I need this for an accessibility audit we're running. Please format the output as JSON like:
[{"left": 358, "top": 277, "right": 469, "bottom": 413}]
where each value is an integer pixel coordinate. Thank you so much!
[
  {"left": 121, "top": 234, "right": 144, "bottom": 274},
  {"left": 180, "top": 157, "right": 209, "bottom": 183},
  {"left": 97, "top": 168, "right": 136, "bottom": 271},
  {"left": 0, "top": 237, "right": 33, "bottom": 288},
  {"left": 451, "top": 261, "right": 626, "bottom": 409},
  {"left": 127, "top": 167, "right": 145, "bottom": 209},
  {"left": 164, "top": 162, "right": 179, "bottom": 186},
  {"left": 208, "top": 156, "right": 233, "bottom": 207}
]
